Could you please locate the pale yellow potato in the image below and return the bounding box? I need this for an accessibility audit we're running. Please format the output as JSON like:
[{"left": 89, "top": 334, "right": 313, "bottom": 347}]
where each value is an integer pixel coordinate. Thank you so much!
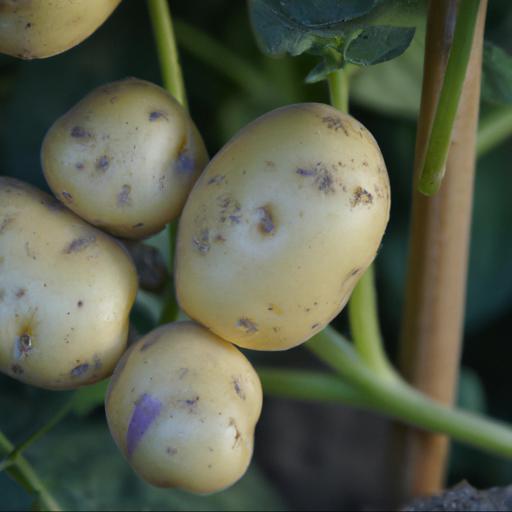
[
  {"left": 175, "top": 103, "right": 390, "bottom": 351},
  {"left": 41, "top": 78, "right": 209, "bottom": 239},
  {"left": 105, "top": 321, "right": 262, "bottom": 494},
  {"left": 0, "top": 177, "right": 138, "bottom": 389},
  {"left": 0, "top": 0, "right": 121, "bottom": 59}
]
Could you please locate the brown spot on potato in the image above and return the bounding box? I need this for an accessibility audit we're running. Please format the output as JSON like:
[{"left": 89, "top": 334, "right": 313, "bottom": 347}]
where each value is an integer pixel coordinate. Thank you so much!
[
  {"left": 179, "top": 396, "right": 200, "bottom": 412},
  {"left": 11, "top": 364, "right": 23, "bottom": 375},
  {"left": 208, "top": 175, "right": 225, "bottom": 185},
  {"left": 149, "top": 110, "right": 168, "bottom": 121},
  {"left": 351, "top": 186, "right": 373, "bottom": 206},
  {"left": 16, "top": 333, "right": 32, "bottom": 359},
  {"left": 166, "top": 447, "right": 178, "bottom": 456},
  {"left": 0, "top": 289, "right": 5, "bottom": 302},
  {"left": 214, "top": 234, "right": 226, "bottom": 243},
  {"left": 0, "top": 216, "right": 14, "bottom": 233},
  {"left": 311, "top": 323, "right": 320, "bottom": 330},
  {"left": 117, "top": 184, "right": 132, "bottom": 206},
  {"left": 77, "top": 300, "right": 84, "bottom": 308},
  {"left": 229, "top": 418, "right": 242, "bottom": 448},
  {"left": 236, "top": 318, "right": 258, "bottom": 334},
  {"left": 178, "top": 368, "right": 189, "bottom": 379},
  {"left": 257, "top": 205, "right": 275, "bottom": 235},
  {"left": 15, "top": 288, "right": 26, "bottom": 298},
  {"left": 140, "top": 330, "right": 162, "bottom": 352},
  {"left": 24, "top": 242, "right": 36, "bottom": 260},
  {"left": 71, "top": 363, "right": 90, "bottom": 378},
  {"left": 75, "top": 162, "right": 85, "bottom": 171},
  {"left": 70, "top": 126, "right": 91, "bottom": 138},
  {"left": 64, "top": 235, "right": 96, "bottom": 254},
  {"left": 296, "top": 167, "right": 316, "bottom": 177},
  {"left": 132, "top": 223, "right": 145, "bottom": 229},
  {"left": 350, "top": 268, "right": 362, "bottom": 276},
  {"left": 265, "top": 160, "right": 275, "bottom": 168},
  {"left": 192, "top": 229, "right": 210, "bottom": 254},
  {"left": 232, "top": 377, "right": 246, "bottom": 400},
  {"left": 96, "top": 155, "right": 110, "bottom": 171},
  {"left": 297, "top": 165, "right": 336, "bottom": 194},
  {"left": 322, "top": 115, "right": 349, "bottom": 136},
  {"left": 62, "top": 191, "right": 73, "bottom": 202}
]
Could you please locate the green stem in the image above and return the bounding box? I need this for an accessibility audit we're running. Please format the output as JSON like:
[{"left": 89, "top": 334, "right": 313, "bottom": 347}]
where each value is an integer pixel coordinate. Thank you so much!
[
  {"left": 259, "top": 367, "right": 372, "bottom": 408},
  {"left": 304, "top": 327, "right": 512, "bottom": 458},
  {"left": 3, "top": 399, "right": 73, "bottom": 465},
  {"left": 347, "top": 267, "right": 396, "bottom": 380},
  {"left": 418, "top": 0, "right": 481, "bottom": 195},
  {"left": 148, "top": 0, "right": 187, "bottom": 320},
  {"left": 327, "top": 68, "right": 349, "bottom": 114},
  {"left": 327, "top": 68, "right": 392, "bottom": 378},
  {"left": 0, "top": 431, "right": 61, "bottom": 511},
  {"left": 147, "top": 0, "right": 187, "bottom": 107},
  {"left": 477, "top": 106, "right": 512, "bottom": 157}
]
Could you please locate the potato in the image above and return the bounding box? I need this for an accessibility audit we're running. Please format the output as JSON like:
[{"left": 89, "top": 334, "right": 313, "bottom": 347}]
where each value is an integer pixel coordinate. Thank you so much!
[
  {"left": 0, "top": 0, "right": 121, "bottom": 59},
  {"left": 41, "top": 78, "right": 209, "bottom": 239},
  {"left": 0, "top": 177, "right": 137, "bottom": 389},
  {"left": 105, "top": 321, "right": 262, "bottom": 493},
  {"left": 175, "top": 103, "right": 390, "bottom": 351}
]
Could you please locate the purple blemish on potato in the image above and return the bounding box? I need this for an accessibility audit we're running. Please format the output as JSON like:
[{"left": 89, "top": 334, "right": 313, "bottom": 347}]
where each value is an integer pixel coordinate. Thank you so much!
[
  {"left": 175, "top": 152, "right": 195, "bottom": 174},
  {"left": 149, "top": 110, "right": 168, "bottom": 122},
  {"left": 70, "top": 363, "right": 89, "bottom": 378},
  {"left": 127, "top": 394, "right": 162, "bottom": 457},
  {"left": 70, "top": 126, "right": 91, "bottom": 138}
]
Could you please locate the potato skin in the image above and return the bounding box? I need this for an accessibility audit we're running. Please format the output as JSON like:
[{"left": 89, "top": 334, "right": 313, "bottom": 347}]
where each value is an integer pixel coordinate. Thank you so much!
[
  {"left": 0, "top": 177, "right": 137, "bottom": 389},
  {"left": 41, "top": 78, "right": 209, "bottom": 239},
  {"left": 105, "top": 321, "right": 263, "bottom": 494},
  {"left": 175, "top": 103, "right": 390, "bottom": 351},
  {"left": 0, "top": 0, "right": 121, "bottom": 59}
]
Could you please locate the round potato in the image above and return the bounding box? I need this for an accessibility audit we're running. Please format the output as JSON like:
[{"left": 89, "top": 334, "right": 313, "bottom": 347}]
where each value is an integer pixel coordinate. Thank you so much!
[
  {"left": 0, "top": 0, "right": 121, "bottom": 59},
  {"left": 41, "top": 78, "right": 209, "bottom": 239},
  {"left": 175, "top": 103, "right": 390, "bottom": 351},
  {"left": 0, "top": 177, "right": 138, "bottom": 389},
  {"left": 105, "top": 321, "right": 263, "bottom": 494}
]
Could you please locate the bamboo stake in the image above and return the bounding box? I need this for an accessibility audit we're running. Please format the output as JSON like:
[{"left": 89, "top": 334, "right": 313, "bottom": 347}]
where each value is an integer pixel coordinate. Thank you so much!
[{"left": 396, "top": 0, "right": 488, "bottom": 498}]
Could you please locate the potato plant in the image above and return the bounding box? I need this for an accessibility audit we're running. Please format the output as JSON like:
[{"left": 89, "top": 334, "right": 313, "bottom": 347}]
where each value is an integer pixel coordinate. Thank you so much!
[{"left": 1, "top": 1, "right": 512, "bottom": 510}]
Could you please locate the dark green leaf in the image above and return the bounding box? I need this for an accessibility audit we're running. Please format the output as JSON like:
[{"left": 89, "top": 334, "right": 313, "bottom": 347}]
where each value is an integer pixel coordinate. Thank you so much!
[
  {"left": 249, "top": 0, "right": 421, "bottom": 81},
  {"left": 249, "top": 0, "right": 381, "bottom": 57},
  {"left": 482, "top": 41, "right": 512, "bottom": 105},
  {"left": 344, "top": 25, "right": 415, "bottom": 65}
]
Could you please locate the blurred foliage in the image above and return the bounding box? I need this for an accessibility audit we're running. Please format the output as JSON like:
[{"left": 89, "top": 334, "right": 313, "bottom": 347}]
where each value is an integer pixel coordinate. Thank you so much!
[{"left": 1, "top": 0, "right": 512, "bottom": 509}]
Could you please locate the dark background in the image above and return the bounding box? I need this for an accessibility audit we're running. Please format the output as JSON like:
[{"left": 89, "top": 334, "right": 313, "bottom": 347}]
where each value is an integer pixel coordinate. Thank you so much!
[{"left": 1, "top": 1, "right": 512, "bottom": 510}]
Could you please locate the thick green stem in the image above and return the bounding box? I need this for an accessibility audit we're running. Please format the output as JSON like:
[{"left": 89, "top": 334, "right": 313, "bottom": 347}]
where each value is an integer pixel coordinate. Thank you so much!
[
  {"left": 0, "top": 431, "right": 61, "bottom": 511},
  {"left": 347, "top": 266, "right": 396, "bottom": 380},
  {"left": 259, "top": 368, "right": 371, "bottom": 408},
  {"left": 303, "top": 327, "right": 512, "bottom": 458},
  {"left": 327, "top": 69, "right": 349, "bottom": 114},
  {"left": 477, "top": 106, "right": 512, "bottom": 157},
  {"left": 147, "top": 0, "right": 187, "bottom": 107},
  {"left": 418, "top": 0, "right": 481, "bottom": 195}
]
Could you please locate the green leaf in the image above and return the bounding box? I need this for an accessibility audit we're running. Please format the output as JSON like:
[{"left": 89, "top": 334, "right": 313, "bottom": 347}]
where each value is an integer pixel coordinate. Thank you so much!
[
  {"left": 249, "top": 0, "right": 381, "bottom": 57},
  {"left": 344, "top": 25, "right": 415, "bottom": 65},
  {"left": 7, "top": 419, "right": 287, "bottom": 511},
  {"left": 482, "top": 41, "right": 512, "bottom": 105},
  {"left": 350, "top": 25, "right": 424, "bottom": 118},
  {"left": 249, "top": 0, "right": 421, "bottom": 81}
]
